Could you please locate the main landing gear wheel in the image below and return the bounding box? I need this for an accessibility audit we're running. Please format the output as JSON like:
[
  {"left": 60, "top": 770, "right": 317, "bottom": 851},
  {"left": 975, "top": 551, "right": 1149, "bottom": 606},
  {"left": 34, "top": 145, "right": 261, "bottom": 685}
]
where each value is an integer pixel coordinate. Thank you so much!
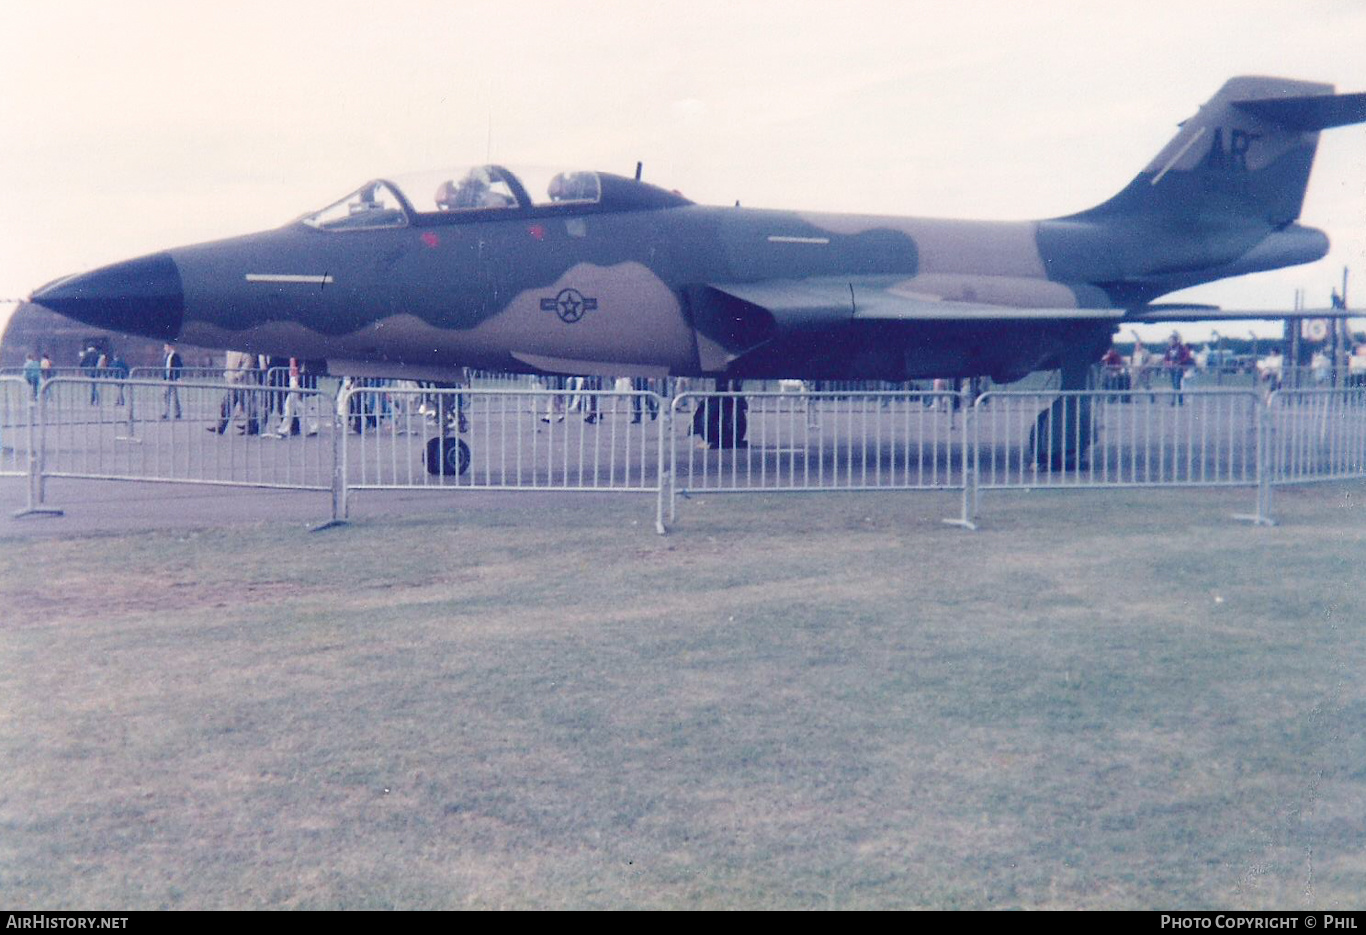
[
  {"left": 424, "top": 437, "right": 471, "bottom": 476},
  {"left": 692, "top": 379, "right": 749, "bottom": 449},
  {"left": 1029, "top": 394, "right": 1094, "bottom": 470},
  {"left": 1030, "top": 346, "right": 1102, "bottom": 470}
]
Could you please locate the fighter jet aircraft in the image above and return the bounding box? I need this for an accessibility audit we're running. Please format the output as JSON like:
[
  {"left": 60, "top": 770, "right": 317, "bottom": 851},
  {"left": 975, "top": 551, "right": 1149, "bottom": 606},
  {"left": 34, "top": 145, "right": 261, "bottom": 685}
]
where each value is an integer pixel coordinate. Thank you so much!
[{"left": 21, "top": 75, "right": 1366, "bottom": 471}]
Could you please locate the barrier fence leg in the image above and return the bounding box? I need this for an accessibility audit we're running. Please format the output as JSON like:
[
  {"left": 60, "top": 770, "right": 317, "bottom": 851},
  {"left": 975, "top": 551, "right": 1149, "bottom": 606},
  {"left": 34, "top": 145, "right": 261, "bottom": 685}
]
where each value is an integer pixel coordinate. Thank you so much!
[
  {"left": 668, "top": 398, "right": 679, "bottom": 525},
  {"left": 116, "top": 380, "right": 140, "bottom": 443},
  {"left": 655, "top": 394, "right": 667, "bottom": 535},
  {"left": 1256, "top": 400, "right": 1276, "bottom": 525},
  {"left": 1235, "top": 398, "right": 1276, "bottom": 526},
  {"left": 944, "top": 390, "right": 977, "bottom": 530},
  {"left": 313, "top": 396, "right": 349, "bottom": 531},
  {"left": 13, "top": 396, "right": 63, "bottom": 519},
  {"left": 1257, "top": 457, "right": 1275, "bottom": 526}
]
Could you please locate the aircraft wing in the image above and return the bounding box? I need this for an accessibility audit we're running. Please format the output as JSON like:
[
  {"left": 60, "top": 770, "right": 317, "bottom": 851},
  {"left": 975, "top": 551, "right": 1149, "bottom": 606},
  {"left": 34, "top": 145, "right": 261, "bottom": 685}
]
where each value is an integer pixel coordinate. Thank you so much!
[
  {"left": 707, "top": 278, "right": 1124, "bottom": 325},
  {"left": 854, "top": 286, "right": 1123, "bottom": 321},
  {"left": 707, "top": 279, "right": 1357, "bottom": 326}
]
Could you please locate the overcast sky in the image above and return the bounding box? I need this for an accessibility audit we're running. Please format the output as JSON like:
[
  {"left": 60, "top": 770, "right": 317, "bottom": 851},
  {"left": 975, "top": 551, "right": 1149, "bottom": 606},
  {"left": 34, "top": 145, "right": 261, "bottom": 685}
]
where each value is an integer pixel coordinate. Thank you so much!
[{"left": 3, "top": 0, "right": 1364, "bottom": 341}]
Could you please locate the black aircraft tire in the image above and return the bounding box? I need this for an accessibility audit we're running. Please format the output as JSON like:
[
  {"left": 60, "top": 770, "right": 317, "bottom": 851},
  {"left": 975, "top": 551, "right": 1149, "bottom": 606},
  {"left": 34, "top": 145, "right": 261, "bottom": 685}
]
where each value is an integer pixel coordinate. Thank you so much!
[
  {"left": 424, "top": 437, "right": 471, "bottom": 476},
  {"left": 1029, "top": 395, "right": 1094, "bottom": 471},
  {"left": 694, "top": 395, "right": 750, "bottom": 449}
]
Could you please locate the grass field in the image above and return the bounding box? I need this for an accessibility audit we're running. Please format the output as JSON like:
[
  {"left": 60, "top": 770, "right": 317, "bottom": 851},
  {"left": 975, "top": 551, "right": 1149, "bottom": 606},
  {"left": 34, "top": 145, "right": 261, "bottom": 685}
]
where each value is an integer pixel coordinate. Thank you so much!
[{"left": 2, "top": 484, "right": 1364, "bottom": 909}]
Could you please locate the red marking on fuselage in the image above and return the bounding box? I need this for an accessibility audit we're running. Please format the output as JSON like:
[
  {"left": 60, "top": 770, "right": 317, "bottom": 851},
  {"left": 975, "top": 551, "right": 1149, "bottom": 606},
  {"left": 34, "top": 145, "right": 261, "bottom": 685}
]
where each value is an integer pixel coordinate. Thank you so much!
[
  {"left": 421, "top": 232, "right": 440, "bottom": 248},
  {"left": 528, "top": 225, "right": 546, "bottom": 241}
]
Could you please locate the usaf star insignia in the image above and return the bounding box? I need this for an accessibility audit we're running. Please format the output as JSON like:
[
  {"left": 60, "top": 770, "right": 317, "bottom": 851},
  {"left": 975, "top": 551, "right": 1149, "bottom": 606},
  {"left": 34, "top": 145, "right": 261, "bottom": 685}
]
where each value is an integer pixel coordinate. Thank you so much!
[{"left": 540, "top": 288, "right": 599, "bottom": 323}]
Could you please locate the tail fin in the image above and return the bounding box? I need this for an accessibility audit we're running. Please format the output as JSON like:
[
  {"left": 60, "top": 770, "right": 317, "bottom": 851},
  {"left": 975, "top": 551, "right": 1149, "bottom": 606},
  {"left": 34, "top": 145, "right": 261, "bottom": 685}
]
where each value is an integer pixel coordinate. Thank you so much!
[{"left": 1070, "top": 76, "right": 1366, "bottom": 231}]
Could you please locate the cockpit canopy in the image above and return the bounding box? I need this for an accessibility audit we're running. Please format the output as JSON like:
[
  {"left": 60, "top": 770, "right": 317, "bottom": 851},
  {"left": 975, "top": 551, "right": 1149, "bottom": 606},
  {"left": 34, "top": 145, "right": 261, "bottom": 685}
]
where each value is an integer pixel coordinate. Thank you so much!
[{"left": 302, "top": 164, "right": 688, "bottom": 231}]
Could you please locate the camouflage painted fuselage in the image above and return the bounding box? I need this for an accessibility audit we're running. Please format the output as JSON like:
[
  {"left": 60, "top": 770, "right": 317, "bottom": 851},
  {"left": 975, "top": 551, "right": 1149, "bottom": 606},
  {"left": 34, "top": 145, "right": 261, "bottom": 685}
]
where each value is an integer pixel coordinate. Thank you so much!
[
  {"left": 25, "top": 76, "right": 1363, "bottom": 385},
  {"left": 166, "top": 202, "right": 1115, "bottom": 382}
]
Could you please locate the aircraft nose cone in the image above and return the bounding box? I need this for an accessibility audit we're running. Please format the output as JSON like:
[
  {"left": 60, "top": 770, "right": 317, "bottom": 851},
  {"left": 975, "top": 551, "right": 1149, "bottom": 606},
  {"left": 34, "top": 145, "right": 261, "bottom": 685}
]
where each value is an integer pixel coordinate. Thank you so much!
[{"left": 29, "top": 251, "right": 184, "bottom": 341}]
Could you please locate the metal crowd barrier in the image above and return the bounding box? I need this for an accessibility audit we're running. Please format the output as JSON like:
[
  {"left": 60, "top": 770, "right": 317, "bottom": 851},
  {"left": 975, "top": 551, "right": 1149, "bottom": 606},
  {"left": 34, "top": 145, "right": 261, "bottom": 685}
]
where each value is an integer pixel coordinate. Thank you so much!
[
  {"left": 34, "top": 376, "right": 333, "bottom": 493},
  {"left": 1267, "top": 387, "right": 1366, "bottom": 485},
  {"left": 971, "top": 389, "right": 1263, "bottom": 488},
  {"left": 0, "top": 367, "right": 90, "bottom": 380},
  {"left": 1, "top": 376, "right": 29, "bottom": 478},
  {"left": 963, "top": 388, "right": 1270, "bottom": 528},
  {"left": 2, "top": 375, "right": 62, "bottom": 518},
  {"left": 10, "top": 378, "right": 1366, "bottom": 531},
  {"left": 128, "top": 366, "right": 229, "bottom": 382},
  {"left": 466, "top": 370, "right": 542, "bottom": 391},
  {"left": 336, "top": 384, "right": 668, "bottom": 533},
  {"left": 668, "top": 390, "right": 966, "bottom": 520}
]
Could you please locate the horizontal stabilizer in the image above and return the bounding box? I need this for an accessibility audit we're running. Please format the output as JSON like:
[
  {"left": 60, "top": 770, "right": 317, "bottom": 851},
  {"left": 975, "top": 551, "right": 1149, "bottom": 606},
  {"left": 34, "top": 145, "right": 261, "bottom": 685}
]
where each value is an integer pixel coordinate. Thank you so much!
[
  {"left": 1232, "top": 92, "right": 1366, "bottom": 130},
  {"left": 1125, "top": 305, "right": 1358, "bottom": 323}
]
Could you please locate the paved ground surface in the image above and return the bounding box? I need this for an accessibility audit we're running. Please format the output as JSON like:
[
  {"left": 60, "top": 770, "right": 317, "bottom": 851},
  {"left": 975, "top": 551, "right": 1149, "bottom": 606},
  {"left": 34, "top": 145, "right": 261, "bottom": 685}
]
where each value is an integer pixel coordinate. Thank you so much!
[
  {"left": 4, "top": 475, "right": 331, "bottom": 535},
  {"left": 1, "top": 476, "right": 638, "bottom": 538}
]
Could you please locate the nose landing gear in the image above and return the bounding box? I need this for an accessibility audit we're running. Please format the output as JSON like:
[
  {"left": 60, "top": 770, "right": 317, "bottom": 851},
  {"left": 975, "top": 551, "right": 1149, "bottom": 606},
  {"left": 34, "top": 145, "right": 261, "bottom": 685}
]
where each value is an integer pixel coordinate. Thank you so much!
[
  {"left": 422, "top": 383, "right": 470, "bottom": 476},
  {"left": 424, "top": 436, "right": 471, "bottom": 476}
]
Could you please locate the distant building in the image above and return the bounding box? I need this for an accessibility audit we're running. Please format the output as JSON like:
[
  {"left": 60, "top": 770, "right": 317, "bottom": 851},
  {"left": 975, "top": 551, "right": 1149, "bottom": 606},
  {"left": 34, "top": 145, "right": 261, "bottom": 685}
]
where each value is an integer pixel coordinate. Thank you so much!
[{"left": 0, "top": 302, "right": 218, "bottom": 370}]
